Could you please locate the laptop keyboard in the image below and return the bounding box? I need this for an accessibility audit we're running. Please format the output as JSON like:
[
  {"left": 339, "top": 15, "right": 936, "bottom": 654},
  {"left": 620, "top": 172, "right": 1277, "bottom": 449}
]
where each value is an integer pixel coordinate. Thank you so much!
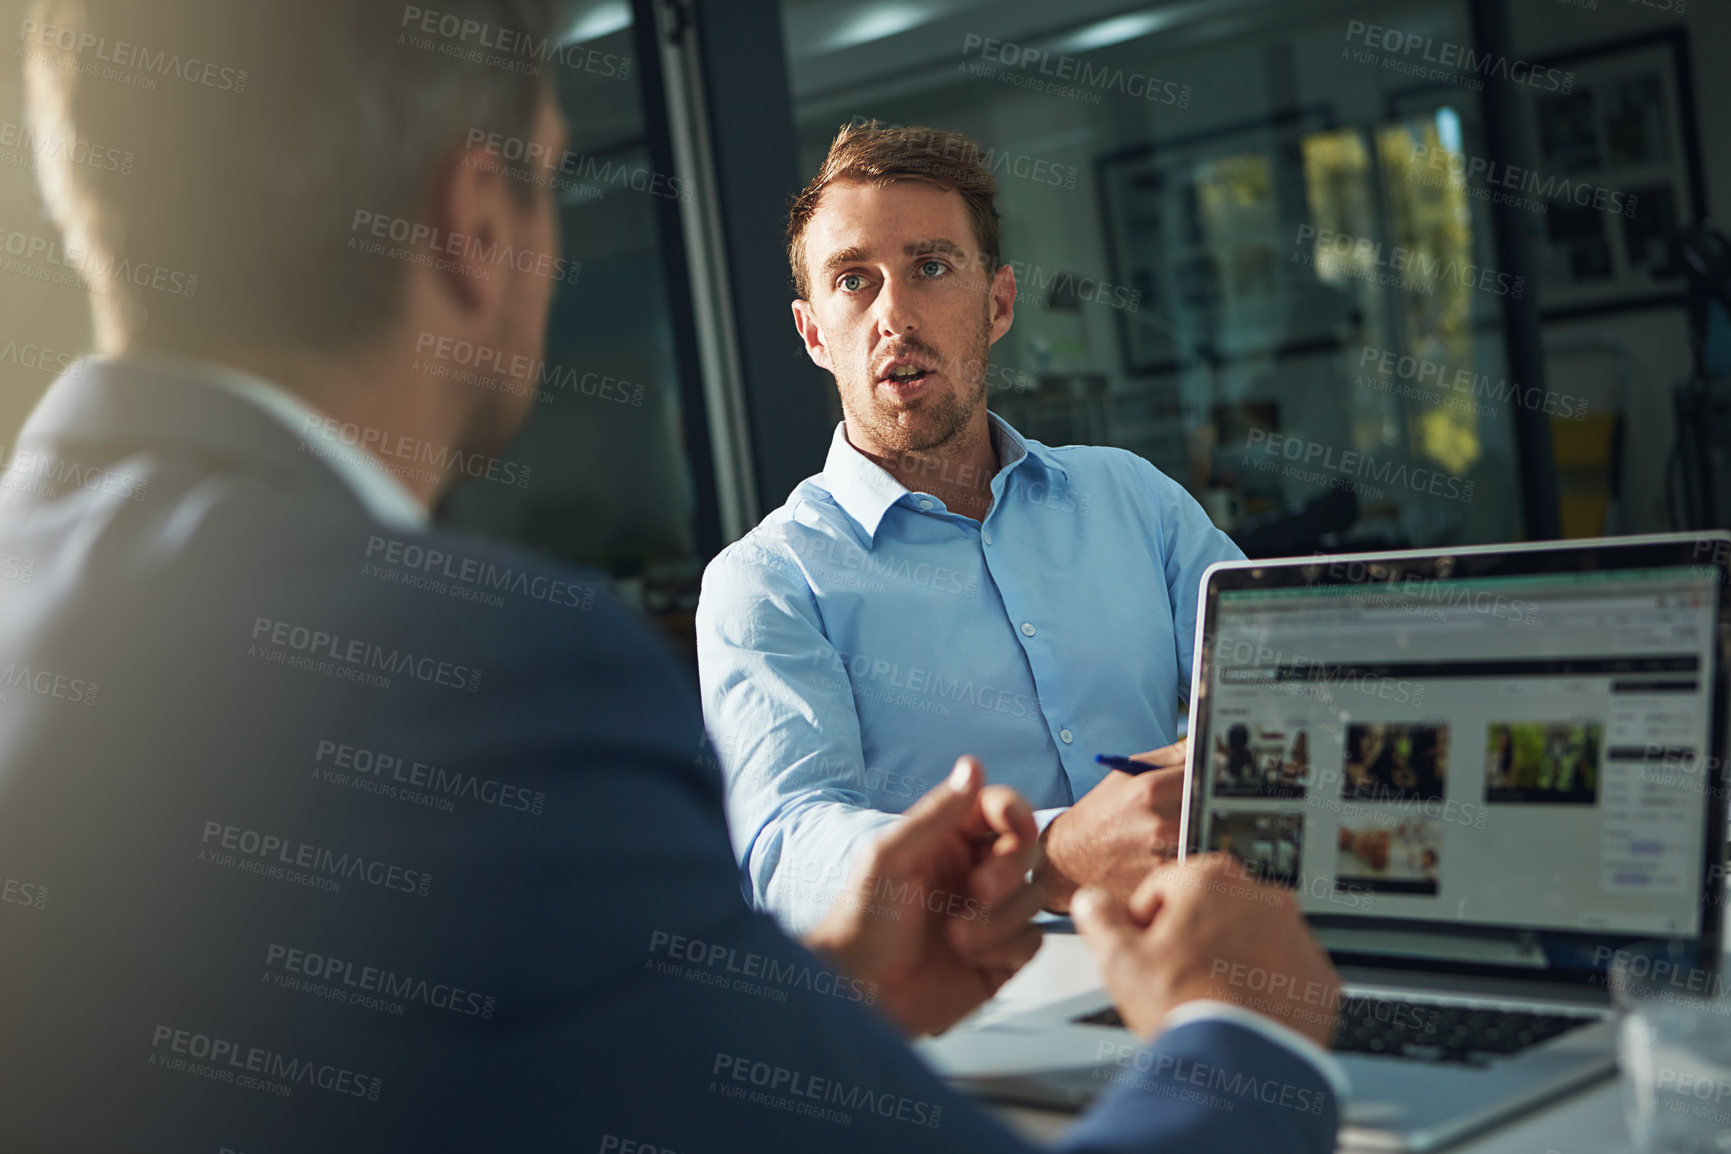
[
  {"left": 1072, "top": 997, "right": 1599, "bottom": 1066},
  {"left": 1331, "top": 997, "right": 1597, "bottom": 1065}
]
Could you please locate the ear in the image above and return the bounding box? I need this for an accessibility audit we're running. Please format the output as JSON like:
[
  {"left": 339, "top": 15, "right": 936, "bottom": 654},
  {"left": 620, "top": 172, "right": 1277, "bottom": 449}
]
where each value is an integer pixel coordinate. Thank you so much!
[
  {"left": 422, "top": 136, "right": 526, "bottom": 316},
  {"left": 791, "top": 299, "right": 834, "bottom": 373},
  {"left": 987, "top": 262, "right": 1017, "bottom": 346}
]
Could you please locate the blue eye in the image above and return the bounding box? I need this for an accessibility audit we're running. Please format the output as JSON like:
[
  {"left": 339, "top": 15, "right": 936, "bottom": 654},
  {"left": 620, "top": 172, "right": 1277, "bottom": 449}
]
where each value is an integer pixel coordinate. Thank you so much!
[
  {"left": 838, "top": 273, "right": 865, "bottom": 292},
  {"left": 920, "top": 260, "right": 947, "bottom": 278}
]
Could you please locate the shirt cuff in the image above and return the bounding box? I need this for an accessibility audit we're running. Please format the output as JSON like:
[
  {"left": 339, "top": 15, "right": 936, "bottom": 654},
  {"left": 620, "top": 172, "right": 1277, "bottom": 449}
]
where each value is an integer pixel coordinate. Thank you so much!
[
  {"left": 1158, "top": 999, "right": 1352, "bottom": 1104},
  {"left": 1032, "top": 806, "right": 1068, "bottom": 837}
]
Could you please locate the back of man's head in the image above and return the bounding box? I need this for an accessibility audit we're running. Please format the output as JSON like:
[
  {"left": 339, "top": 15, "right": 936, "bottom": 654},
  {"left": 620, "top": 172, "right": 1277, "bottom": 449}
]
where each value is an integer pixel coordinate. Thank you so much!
[{"left": 21, "top": 0, "right": 552, "bottom": 357}]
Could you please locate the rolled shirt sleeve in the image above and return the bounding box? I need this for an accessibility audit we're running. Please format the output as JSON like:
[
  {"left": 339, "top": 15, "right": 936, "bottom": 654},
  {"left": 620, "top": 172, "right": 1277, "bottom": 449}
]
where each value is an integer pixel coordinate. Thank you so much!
[
  {"left": 698, "top": 540, "right": 901, "bottom": 933},
  {"left": 697, "top": 418, "right": 1246, "bottom": 934}
]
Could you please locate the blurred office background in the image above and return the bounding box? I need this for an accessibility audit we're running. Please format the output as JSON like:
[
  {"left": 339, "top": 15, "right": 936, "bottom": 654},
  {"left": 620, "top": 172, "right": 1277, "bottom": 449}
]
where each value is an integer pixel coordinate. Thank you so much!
[{"left": 3, "top": 0, "right": 1730, "bottom": 656}]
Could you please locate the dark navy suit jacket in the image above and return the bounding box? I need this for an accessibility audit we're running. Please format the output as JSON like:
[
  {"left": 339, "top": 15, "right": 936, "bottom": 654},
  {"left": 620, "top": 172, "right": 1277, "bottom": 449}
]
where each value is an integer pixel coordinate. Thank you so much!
[{"left": 0, "top": 357, "right": 1339, "bottom": 1153}]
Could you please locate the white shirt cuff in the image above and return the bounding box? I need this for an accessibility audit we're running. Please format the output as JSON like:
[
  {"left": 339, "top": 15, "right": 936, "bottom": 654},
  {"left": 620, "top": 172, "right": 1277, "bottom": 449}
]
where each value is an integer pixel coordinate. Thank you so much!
[
  {"left": 1030, "top": 808, "right": 1069, "bottom": 913},
  {"left": 1033, "top": 806, "right": 1068, "bottom": 837},
  {"left": 1158, "top": 999, "right": 1352, "bottom": 1104}
]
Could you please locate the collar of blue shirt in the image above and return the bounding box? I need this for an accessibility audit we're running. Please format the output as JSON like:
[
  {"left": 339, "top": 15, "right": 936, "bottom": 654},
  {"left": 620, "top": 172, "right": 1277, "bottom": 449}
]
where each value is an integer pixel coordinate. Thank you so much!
[{"left": 818, "top": 412, "right": 1070, "bottom": 545}]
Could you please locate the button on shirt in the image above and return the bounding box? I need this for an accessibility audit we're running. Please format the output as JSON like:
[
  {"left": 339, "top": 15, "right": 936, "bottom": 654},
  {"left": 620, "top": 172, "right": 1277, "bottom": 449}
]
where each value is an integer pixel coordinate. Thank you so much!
[{"left": 696, "top": 414, "right": 1244, "bottom": 932}]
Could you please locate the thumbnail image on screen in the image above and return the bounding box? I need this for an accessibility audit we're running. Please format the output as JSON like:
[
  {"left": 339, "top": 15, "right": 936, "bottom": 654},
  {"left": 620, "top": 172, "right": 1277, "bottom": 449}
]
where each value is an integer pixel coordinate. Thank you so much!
[
  {"left": 1484, "top": 722, "right": 1601, "bottom": 804},
  {"left": 1211, "top": 722, "right": 1310, "bottom": 799},
  {"left": 1337, "top": 817, "right": 1441, "bottom": 896},
  {"left": 1207, "top": 811, "right": 1303, "bottom": 888},
  {"left": 1343, "top": 723, "right": 1448, "bottom": 803}
]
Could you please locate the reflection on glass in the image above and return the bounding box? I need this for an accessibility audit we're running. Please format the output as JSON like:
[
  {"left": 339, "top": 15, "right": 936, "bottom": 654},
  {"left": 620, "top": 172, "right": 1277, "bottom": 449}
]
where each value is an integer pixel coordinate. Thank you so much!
[
  {"left": 437, "top": 16, "right": 704, "bottom": 622},
  {"left": 779, "top": 0, "right": 1526, "bottom": 552}
]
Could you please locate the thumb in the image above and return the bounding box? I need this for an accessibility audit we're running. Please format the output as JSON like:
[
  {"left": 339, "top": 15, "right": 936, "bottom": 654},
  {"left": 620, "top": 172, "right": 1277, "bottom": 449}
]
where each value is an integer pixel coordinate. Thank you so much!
[
  {"left": 1130, "top": 738, "right": 1187, "bottom": 769},
  {"left": 871, "top": 756, "right": 982, "bottom": 874}
]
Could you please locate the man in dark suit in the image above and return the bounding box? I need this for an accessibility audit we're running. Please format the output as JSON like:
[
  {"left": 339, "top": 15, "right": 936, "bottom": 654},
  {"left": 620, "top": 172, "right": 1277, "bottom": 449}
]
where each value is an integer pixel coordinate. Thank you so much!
[{"left": 0, "top": 1, "right": 1344, "bottom": 1151}]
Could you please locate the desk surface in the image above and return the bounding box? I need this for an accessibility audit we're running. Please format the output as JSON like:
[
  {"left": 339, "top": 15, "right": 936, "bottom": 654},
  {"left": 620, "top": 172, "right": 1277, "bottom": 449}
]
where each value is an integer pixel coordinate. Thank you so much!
[{"left": 924, "top": 932, "right": 1630, "bottom": 1153}]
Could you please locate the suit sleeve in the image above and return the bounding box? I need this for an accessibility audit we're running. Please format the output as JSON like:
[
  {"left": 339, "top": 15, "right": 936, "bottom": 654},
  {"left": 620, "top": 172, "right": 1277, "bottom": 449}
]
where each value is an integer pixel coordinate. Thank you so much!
[
  {"left": 695, "top": 540, "right": 901, "bottom": 934},
  {"left": 586, "top": 600, "right": 1337, "bottom": 1154},
  {"left": 1065, "top": 1017, "right": 1341, "bottom": 1153}
]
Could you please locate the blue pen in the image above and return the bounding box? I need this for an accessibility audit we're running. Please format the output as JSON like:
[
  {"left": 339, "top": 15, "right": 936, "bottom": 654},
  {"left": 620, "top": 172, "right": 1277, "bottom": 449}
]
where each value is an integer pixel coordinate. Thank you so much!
[{"left": 1095, "top": 754, "right": 1163, "bottom": 775}]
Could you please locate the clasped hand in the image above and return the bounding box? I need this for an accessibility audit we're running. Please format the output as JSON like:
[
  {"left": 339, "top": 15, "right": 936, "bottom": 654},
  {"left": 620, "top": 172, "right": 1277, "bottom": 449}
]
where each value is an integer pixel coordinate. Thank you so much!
[{"left": 802, "top": 756, "right": 1047, "bottom": 1036}]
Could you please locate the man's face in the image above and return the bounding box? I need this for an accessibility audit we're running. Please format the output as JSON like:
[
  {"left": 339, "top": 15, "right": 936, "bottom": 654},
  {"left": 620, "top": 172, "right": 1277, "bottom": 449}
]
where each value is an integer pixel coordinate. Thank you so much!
[{"left": 792, "top": 180, "right": 1015, "bottom": 457}]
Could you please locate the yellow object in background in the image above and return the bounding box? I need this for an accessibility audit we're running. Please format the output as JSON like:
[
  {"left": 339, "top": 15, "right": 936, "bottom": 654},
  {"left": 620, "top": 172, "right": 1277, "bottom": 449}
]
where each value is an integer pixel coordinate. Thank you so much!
[{"left": 1552, "top": 413, "right": 1619, "bottom": 538}]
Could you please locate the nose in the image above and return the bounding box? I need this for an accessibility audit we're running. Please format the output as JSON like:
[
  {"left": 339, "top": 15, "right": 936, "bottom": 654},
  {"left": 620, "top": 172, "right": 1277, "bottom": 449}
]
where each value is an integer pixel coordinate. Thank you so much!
[{"left": 873, "top": 276, "right": 918, "bottom": 340}]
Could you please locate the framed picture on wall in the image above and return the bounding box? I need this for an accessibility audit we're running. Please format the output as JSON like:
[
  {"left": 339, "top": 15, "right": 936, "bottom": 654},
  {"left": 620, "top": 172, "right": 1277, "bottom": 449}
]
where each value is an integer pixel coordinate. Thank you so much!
[
  {"left": 1522, "top": 28, "right": 1705, "bottom": 320},
  {"left": 1095, "top": 106, "right": 1337, "bottom": 377}
]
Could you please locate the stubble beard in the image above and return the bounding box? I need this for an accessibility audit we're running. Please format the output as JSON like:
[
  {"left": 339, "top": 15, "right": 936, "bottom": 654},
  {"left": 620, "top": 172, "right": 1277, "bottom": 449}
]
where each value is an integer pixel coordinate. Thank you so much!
[{"left": 841, "top": 313, "right": 992, "bottom": 455}]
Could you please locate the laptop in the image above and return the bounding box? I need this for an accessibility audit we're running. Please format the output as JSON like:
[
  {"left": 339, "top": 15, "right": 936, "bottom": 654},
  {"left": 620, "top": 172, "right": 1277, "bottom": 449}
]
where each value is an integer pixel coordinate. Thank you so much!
[{"left": 921, "top": 533, "right": 1731, "bottom": 1151}]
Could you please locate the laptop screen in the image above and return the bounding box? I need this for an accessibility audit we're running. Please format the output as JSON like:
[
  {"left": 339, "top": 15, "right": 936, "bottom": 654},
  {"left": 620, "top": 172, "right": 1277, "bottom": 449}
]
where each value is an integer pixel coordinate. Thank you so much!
[{"left": 1186, "top": 542, "right": 1728, "bottom": 981}]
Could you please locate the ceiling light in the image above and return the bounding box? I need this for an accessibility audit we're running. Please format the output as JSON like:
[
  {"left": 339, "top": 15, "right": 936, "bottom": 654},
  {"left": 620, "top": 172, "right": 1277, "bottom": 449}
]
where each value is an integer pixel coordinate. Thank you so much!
[
  {"left": 822, "top": 2, "right": 930, "bottom": 51},
  {"left": 1056, "top": 11, "right": 1174, "bottom": 54},
  {"left": 565, "top": 0, "right": 631, "bottom": 43}
]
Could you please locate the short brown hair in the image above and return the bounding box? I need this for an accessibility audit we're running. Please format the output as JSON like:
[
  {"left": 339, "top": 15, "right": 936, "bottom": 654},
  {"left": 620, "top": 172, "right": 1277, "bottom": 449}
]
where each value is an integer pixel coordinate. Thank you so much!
[
  {"left": 785, "top": 120, "right": 1000, "bottom": 299},
  {"left": 23, "top": 0, "right": 552, "bottom": 355}
]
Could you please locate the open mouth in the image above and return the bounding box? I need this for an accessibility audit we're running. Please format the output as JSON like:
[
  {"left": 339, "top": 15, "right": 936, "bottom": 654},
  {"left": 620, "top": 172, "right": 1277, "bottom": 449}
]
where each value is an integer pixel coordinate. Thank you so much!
[{"left": 879, "top": 360, "right": 934, "bottom": 390}]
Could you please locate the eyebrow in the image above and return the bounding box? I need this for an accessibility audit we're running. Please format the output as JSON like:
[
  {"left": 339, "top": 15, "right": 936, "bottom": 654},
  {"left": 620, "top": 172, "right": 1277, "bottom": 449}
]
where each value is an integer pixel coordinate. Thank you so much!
[
  {"left": 817, "top": 237, "right": 974, "bottom": 284},
  {"left": 818, "top": 246, "right": 870, "bottom": 283}
]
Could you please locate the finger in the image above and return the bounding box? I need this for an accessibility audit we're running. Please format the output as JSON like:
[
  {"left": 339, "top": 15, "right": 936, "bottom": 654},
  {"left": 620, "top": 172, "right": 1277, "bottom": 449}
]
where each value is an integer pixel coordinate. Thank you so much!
[
  {"left": 1132, "top": 854, "right": 1229, "bottom": 917},
  {"left": 1130, "top": 738, "right": 1188, "bottom": 769},
  {"left": 964, "top": 922, "right": 1046, "bottom": 973},
  {"left": 1143, "top": 763, "right": 1187, "bottom": 804},
  {"left": 1126, "top": 865, "right": 1171, "bottom": 924},
  {"left": 956, "top": 873, "right": 1047, "bottom": 949},
  {"left": 970, "top": 848, "right": 1036, "bottom": 906},
  {"left": 1169, "top": 853, "right": 1267, "bottom": 908},
  {"left": 972, "top": 784, "right": 1037, "bottom": 851},
  {"left": 968, "top": 798, "right": 1039, "bottom": 887},
  {"left": 1190, "top": 851, "right": 1249, "bottom": 880},
  {"left": 953, "top": 920, "right": 1043, "bottom": 973},
  {"left": 869, "top": 756, "right": 981, "bottom": 874},
  {"left": 1140, "top": 770, "right": 1188, "bottom": 836},
  {"left": 1071, "top": 886, "right": 1141, "bottom": 970}
]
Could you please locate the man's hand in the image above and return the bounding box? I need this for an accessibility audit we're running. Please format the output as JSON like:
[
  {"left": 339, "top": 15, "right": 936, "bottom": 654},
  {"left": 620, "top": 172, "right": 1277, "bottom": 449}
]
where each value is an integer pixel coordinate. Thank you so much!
[
  {"left": 802, "top": 757, "right": 1047, "bottom": 1037},
  {"left": 1071, "top": 854, "right": 1339, "bottom": 1048},
  {"left": 1035, "top": 738, "right": 1187, "bottom": 912}
]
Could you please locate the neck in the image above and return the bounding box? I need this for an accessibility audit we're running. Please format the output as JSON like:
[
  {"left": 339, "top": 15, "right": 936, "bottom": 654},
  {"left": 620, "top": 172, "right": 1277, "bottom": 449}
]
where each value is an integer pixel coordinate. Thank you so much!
[
  {"left": 117, "top": 336, "right": 467, "bottom": 511},
  {"left": 852, "top": 410, "right": 1000, "bottom": 522}
]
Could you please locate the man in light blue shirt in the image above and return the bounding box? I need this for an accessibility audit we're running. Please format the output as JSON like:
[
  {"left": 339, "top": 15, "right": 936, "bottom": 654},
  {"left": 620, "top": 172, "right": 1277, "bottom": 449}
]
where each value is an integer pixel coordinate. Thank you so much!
[{"left": 697, "top": 122, "right": 1245, "bottom": 931}]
